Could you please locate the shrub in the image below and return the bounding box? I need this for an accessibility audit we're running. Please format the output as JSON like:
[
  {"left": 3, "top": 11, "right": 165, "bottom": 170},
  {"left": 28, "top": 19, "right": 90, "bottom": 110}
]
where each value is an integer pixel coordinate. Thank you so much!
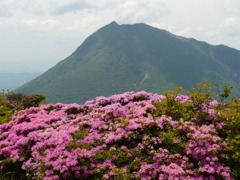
[
  {"left": 0, "top": 91, "right": 46, "bottom": 124},
  {"left": 5, "top": 92, "right": 25, "bottom": 108},
  {"left": 0, "top": 90, "right": 15, "bottom": 124},
  {"left": 0, "top": 83, "right": 239, "bottom": 179},
  {"left": 21, "top": 94, "right": 46, "bottom": 109}
]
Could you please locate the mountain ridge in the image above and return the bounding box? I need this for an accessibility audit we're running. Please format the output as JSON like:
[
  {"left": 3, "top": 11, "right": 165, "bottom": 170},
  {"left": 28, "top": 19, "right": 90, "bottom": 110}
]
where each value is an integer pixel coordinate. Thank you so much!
[{"left": 16, "top": 22, "right": 240, "bottom": 104}]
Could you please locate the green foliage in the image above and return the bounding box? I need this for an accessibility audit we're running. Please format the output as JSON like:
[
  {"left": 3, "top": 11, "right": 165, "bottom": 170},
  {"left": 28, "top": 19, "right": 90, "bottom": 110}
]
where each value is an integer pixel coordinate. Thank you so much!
[
  {"left": 21, "top": 94, "right": 46, "bottom": 109},
  {"left": 215, "top": 82, "right": 233, "bottom": 102},
  {"left": 0, "top": 90, "right": 15, "bottom": 124},
  {"left": 215, "top": 97, "right": 240, "bottom": 178},
  {"left": 0, "top": 109, "right": 13, "bottom": 124},
  {"left": 153, "top": 86, "right": 195, "bottom": 121},
  {"left": 0, "top": 90, "right": 46, "bottom": 124},
  {"left": 0, "top": 160, "right": 27, "bottom": 180},
  {"left": 154, "top": 82, "right": 240, "bottom": 178},
  {"left": 5, "top": 92, "right": 25, "bottom": 105},
  {"left": 187, "top": 82, "right": 214, "bottom": 105}
]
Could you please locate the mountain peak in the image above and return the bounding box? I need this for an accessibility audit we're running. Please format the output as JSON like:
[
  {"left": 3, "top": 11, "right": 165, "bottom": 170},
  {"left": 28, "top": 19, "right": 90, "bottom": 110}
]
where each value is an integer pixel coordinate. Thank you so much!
[
  {"left": 109, "top": 21, "right": 118, "bottom": 26},
  {"left": 16, "top": 22, "right": 240, "bottom": 104}
]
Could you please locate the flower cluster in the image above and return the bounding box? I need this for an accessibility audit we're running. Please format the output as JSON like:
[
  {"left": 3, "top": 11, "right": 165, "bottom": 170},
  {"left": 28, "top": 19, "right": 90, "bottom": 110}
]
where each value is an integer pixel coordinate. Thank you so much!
[{"left": 0, "top": 91, "right": 235, "bottom": 179}]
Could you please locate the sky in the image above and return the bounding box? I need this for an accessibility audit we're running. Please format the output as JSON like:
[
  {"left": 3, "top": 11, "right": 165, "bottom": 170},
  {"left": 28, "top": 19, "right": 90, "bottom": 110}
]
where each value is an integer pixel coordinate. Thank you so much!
[{"left": 0, "top": 0, "right": 240, "bottom": 73}]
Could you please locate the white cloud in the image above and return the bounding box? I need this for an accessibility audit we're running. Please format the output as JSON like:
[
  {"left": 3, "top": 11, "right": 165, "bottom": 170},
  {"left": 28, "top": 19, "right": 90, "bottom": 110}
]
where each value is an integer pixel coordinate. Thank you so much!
[
  {"left": 221, "top": 17, "right": 238, "bottom": 28},
  {"left": 0, "top": 6, "right": 13, "bottom": 17},
  {"left": 0, "top": 0, "right": 240, "bottom": 73},
  {"left": 222, "top": 0, "right": 240, "bottom": 16},
  {"left": 51, "top": 0, "right": 94, "bottom": 15},
  {"left": 23, "top": 19, "right": 61, "bottom": 29},
  {"left": 113, "top": 0, "right": 170, "bottom": 23}
]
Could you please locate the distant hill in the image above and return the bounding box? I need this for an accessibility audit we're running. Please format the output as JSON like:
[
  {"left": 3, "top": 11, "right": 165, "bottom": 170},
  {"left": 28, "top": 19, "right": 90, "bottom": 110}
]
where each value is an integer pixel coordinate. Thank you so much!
[
  {"left": 0, "top": 72, "right": 41, "bottom": 91},
  {"left": 16, "top": 21, "right": 240, "bottom": 104}
]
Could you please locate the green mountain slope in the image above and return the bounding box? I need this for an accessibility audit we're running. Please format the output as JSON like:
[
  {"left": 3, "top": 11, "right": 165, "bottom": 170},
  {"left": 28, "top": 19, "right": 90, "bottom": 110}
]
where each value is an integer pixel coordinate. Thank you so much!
[{"left": 16, "top": 21, "right": 240, "bottom": 104}]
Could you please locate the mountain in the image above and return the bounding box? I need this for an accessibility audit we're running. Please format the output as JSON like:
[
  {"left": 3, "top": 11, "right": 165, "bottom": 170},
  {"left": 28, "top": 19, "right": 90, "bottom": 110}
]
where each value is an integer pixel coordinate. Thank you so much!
[
  {"left": 16, "top": 21, "right": 240, "bottom": 104},
  {"left": 0, "top": 72, "right": 41, "bottom": 91}
]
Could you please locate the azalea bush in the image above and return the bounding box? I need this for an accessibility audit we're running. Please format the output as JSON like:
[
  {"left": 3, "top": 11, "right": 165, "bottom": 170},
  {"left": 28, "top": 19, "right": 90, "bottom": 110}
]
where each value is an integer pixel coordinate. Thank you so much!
[{"left": 0, "top": 83, "right": 239, "bottom": 179}]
